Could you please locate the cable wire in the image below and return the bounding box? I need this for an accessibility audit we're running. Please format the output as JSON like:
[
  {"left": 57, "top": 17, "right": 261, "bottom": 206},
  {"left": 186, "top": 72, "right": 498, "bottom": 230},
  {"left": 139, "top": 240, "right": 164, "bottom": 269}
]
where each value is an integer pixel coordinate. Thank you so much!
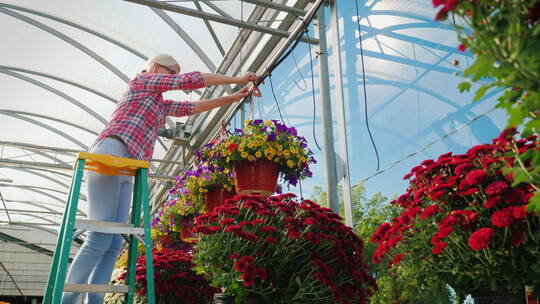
[
  {"left": 269, "top": 75, "right": 286, "bottom": 125},
  {"left": 306, "top": 30, "right": 322, "bottom": 151},
  {"left": 355, "top": 107, "right": 497, "bottom": 185},
  {"left": 355, "top": 0, "right": 380, "bottom": 171}
]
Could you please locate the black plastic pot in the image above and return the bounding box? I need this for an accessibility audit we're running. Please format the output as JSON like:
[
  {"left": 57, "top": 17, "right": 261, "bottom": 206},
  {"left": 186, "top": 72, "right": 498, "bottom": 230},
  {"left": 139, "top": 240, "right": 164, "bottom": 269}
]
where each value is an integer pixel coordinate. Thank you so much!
[
  {"left": 213, "top": 293, "right": 265, "bottom": 304},
  {"left": 470, "top": 286, "right": 526, "bottom": 304}
]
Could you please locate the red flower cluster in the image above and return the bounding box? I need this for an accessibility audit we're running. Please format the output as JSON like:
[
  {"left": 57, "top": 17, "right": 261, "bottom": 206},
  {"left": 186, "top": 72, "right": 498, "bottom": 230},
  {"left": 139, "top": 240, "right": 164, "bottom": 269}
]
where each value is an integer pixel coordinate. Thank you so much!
[
  {"left": 119, "top": 247, "right": 218, "bottom": 304},
  {"left": 372, "top": 128, "right": 537, "bottom": 265},
  {"left": 192, "top": 193, "right": 377, "bottom": 304},
  {"left": 432, "top": 0, "right": 462, "bottom": 20}
]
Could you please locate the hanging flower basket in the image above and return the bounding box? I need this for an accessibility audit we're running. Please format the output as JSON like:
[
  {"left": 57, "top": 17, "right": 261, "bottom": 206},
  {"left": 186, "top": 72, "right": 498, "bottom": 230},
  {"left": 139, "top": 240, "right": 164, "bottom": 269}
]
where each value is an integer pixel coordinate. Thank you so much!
[
  {"left": 180, "top": 215, "right": 198, "bottom": 243},
  {"left": 233, "top": 159, "right": 278, "bottom": 197},
  {"left": 205, "top": 188, "right": 236, "bottom": 212}
]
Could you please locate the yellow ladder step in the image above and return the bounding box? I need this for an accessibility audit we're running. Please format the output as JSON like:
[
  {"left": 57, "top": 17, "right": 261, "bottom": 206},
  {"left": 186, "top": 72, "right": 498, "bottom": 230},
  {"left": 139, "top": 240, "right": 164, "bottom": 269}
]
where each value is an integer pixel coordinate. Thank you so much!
[{"left": 76, "top": 152, "right": 148, "bottom": 176}]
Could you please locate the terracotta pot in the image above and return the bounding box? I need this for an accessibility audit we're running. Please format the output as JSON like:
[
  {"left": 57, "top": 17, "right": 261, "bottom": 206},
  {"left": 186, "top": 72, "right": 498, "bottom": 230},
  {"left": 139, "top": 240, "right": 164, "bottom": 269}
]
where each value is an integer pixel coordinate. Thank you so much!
[
  {"left": 205, "top": 188, "right": 236, "bottom": 212},
  {"left": 470, "top": 286, "right": 526, "bottom": 304},
  {"left": 180, "top": 215, "right": 198, "bottom": 243},
  {"left": 233, "top": 159, "right": 279, "bottom": 197}
]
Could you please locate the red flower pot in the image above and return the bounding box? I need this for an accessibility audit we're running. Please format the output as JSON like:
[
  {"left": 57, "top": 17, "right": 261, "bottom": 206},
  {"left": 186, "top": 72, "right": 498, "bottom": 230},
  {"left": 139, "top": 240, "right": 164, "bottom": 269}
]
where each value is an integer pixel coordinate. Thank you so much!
[
  {"left": 205, "top": 188, "right": 236, "bottom": 212},
  {"left": 180, "top": 215, "right": 198, "bottom": 243},
  {"left": 233, "top": 159, "right": 279, "bottom": 197}
]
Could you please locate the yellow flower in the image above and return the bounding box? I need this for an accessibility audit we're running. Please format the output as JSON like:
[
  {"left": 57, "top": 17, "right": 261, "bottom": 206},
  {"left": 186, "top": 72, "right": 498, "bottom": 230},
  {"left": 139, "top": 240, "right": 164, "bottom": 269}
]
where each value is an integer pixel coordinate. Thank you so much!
[
  {"left": 255, "top": 151, "right": 262, "bottom": 158},
  {"left": 224, "top": 168, "right": 230, "bottom": 174},
  {"left": 287, "top": 160, "right": 295, "bottom": 168},
  {"left": 277, "top": 145, "right": 283, "bottom": 151},
  {"left": 274, "top": 157, "right": 280, "bottom": 163},
  {"left": 227, "top": 186, "right": 232, "bottom": 191},
  {"left": 267, "top": 154, "right": 274, "bottom": 160},
  {"left": 241, "top": 151, "right": 249, "bottom": 158}
]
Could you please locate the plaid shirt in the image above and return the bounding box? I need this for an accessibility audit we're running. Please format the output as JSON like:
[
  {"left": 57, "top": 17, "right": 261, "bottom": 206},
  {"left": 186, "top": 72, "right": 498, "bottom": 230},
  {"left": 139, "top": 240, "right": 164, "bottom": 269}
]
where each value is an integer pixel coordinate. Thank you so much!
[{"left": 93, "top": 71, "right": 205, "bottom": 163}]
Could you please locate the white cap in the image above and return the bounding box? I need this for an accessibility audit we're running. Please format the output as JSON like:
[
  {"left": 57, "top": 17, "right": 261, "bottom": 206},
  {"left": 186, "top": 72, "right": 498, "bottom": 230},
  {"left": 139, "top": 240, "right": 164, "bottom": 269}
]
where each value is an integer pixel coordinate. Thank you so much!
[{"left": 144, "top": 54, "right": 178, "bottom": 72}]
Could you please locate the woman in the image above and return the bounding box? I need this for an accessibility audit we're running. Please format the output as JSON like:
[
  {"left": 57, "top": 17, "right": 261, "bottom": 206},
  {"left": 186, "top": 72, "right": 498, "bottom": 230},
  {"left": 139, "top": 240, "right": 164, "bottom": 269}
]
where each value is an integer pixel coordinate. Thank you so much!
[{"left": 62, "top": 54, "right": 261, "bottom": 304}]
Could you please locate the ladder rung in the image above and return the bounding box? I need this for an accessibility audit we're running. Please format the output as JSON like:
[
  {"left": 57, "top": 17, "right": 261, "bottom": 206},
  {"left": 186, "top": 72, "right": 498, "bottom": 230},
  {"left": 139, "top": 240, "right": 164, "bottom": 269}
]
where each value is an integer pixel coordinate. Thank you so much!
[
  {"left": 75, "top": 219, "right": 144, "bottom": 235},
  {"left": 64, "top": 284, "right": 129, "bottom": 293}
]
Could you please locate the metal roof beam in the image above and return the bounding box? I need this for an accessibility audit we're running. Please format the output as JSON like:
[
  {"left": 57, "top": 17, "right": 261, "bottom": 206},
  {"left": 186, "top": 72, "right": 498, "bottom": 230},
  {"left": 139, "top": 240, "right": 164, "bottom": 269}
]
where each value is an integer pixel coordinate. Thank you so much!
[
  {"left": 151, "top": 8, "right": 218, "bottom": 72},
  {"left": 4, "top": 167, "right": 71, "bottom": 189},
  {"left": 241, "top": 0, "right": 306, "bottom": 15},
  {"left": 0, "top": 65, "right": 118, "bottom": 104},
  {"left": 0, "top": 68, "right": 108, "bottom": 126},
  {"left": 195, "top": 0, "right": 232, "bottom": 18},
  {"left": 0, "top": 231, "right": 71, "bottom": 261},
  {"left": 1, "top": 209, "right": 62, "bottom": 215},
  {"left": 0, "top": 109, "right": 99, "bottom": 136},
  {"left": 0, "top": 141, "right": 184, "bottom": 165},
  {"left": 124, "top": 0, "right": 318, "bottom": 44},
  {"left": 4, "top": 200, "right": 79, "bottom": 216},
  {"left": 0, "top": 2, "right": 147, "bottom": 59},
  {"left": 0, "top": 261, "right": 25, "bottom": 297},
  {"left": 0, "top": 7, "right": 131, "bottom": 83},
  {"left": 0, "top": 159, "right": 177, "bottom": 182},
  {"left": 0, "top": 191, "right": 11, "bottom": 222},
  {"left": 0, "top": 111, "right": 88, "bottom": 150},
  {"left": 0, "top": 183, "right": 85, "bottom": 201},
  {"left": 193, "top": 1, "right": 225, "bottom": 56}
]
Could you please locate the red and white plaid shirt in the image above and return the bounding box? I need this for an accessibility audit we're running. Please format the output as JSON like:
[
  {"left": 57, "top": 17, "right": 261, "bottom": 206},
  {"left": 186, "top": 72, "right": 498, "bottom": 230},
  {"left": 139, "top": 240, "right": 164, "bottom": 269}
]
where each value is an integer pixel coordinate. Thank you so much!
[{"left": 93, "top": 71, "right": 205, "bottom": 163}]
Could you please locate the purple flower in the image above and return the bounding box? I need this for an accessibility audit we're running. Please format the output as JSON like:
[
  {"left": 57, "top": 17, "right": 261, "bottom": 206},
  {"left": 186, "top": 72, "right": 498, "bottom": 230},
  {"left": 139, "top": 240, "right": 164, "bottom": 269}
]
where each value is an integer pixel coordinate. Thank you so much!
[
  {"left": 261, "top": 126, "right": 268, "bottom": 132},
  {"left": 276, "top": 124, "right": 287, "bottom": 133},
  {"left": 287, "top": 127, "right": 298, "bottom": 136},
  {"left": 306, "top": 170, "right": 313, "bottom": 177},
  {"left": 289, "top": 176, "right": 298, "bottom": 186},
  {"left": 267, "top": 132, "right": 277, "bottom": 142},
  {"left": 252, "top": 119, "right": 263, "bottom": 125},
  {"left": 234, "top": 128, "right": 244, "bottom": 135}
]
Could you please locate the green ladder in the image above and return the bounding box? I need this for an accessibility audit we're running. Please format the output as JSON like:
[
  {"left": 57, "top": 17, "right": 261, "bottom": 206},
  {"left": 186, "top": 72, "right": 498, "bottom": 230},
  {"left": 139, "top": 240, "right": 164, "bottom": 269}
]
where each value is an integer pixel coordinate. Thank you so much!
[{"left": 43, "top": 152, "right": 156, "bottom": 304}]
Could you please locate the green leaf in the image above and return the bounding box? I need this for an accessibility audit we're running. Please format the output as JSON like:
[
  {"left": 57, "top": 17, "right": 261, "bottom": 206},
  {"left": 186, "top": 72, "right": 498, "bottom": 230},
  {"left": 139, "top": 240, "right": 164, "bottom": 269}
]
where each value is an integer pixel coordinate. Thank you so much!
[
  {"left": 458, "top": 81, "right": 472, "bottom": 92},
  {"left": 473, "top": 85, "right": 492, "bottom": 101},
  {"left": 526, "top": 191, "right": 540, "bottom": 213}
]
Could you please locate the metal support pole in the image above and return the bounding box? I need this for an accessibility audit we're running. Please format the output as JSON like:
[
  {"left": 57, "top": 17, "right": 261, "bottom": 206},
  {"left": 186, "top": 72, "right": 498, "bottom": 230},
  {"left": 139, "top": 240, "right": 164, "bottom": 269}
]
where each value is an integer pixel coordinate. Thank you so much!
[
  {"left": 314, "top": 9, "right": 339, "bottom": 212},
  {"left": 330, "top": 0, "right": 353, "bottom": 226}
]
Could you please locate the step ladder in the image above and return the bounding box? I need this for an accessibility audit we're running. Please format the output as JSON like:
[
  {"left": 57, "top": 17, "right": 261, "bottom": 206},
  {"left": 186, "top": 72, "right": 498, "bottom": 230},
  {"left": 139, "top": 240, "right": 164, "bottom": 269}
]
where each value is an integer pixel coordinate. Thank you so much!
[{"left": 43, "top": 152, "right": 156, "bottom": 304}]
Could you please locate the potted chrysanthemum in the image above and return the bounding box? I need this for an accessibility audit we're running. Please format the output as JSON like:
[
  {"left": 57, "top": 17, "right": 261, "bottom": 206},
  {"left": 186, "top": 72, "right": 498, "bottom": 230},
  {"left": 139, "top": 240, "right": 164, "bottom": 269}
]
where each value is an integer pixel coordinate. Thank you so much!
[
  {"left": 206, "top": 120, "right": 316, "bottom": 197},
  {"left": 370, "top": 129, "right": 539, "bottom": 302},
  {"left": 118, "top": 247, "right": 219, "bottom": 304},
  {"left": 192, "top": 193, "right": 377, "bottom": 304}
]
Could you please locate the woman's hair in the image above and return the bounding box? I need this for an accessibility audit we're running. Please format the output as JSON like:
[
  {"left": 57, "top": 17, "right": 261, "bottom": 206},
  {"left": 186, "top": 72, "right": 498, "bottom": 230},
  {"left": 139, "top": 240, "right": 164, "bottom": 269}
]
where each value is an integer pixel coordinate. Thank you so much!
[{"left": 143, "top": 54, "right": 179, "bottom": 73}]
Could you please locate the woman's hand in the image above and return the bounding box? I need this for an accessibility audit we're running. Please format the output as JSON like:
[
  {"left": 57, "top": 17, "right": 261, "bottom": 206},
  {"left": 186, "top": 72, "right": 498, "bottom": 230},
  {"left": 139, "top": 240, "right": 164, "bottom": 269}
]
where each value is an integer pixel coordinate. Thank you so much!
[
  {"left": 237, "top": 72, "right": 259, "bottom": 84},
  {"left": 230, "top": 85, "right": 262, "bottom": 102}
]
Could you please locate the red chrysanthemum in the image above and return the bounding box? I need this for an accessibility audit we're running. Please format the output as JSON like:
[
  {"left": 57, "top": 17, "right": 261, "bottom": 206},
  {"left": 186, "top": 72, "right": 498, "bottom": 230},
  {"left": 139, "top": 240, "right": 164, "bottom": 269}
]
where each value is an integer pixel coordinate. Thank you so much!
[
  {"left": 485, "top": 181, "right": 509, "bottom": 196},
  {"left": 468, "top": 228, "right": 495, "bottom": 251}
]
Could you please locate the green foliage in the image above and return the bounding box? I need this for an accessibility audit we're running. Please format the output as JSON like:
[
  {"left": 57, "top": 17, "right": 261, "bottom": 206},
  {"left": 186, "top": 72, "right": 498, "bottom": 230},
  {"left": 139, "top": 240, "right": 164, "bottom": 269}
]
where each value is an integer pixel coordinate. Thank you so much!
[{"left": 439, "top": 0, "right": 540, "bottom": 213}]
